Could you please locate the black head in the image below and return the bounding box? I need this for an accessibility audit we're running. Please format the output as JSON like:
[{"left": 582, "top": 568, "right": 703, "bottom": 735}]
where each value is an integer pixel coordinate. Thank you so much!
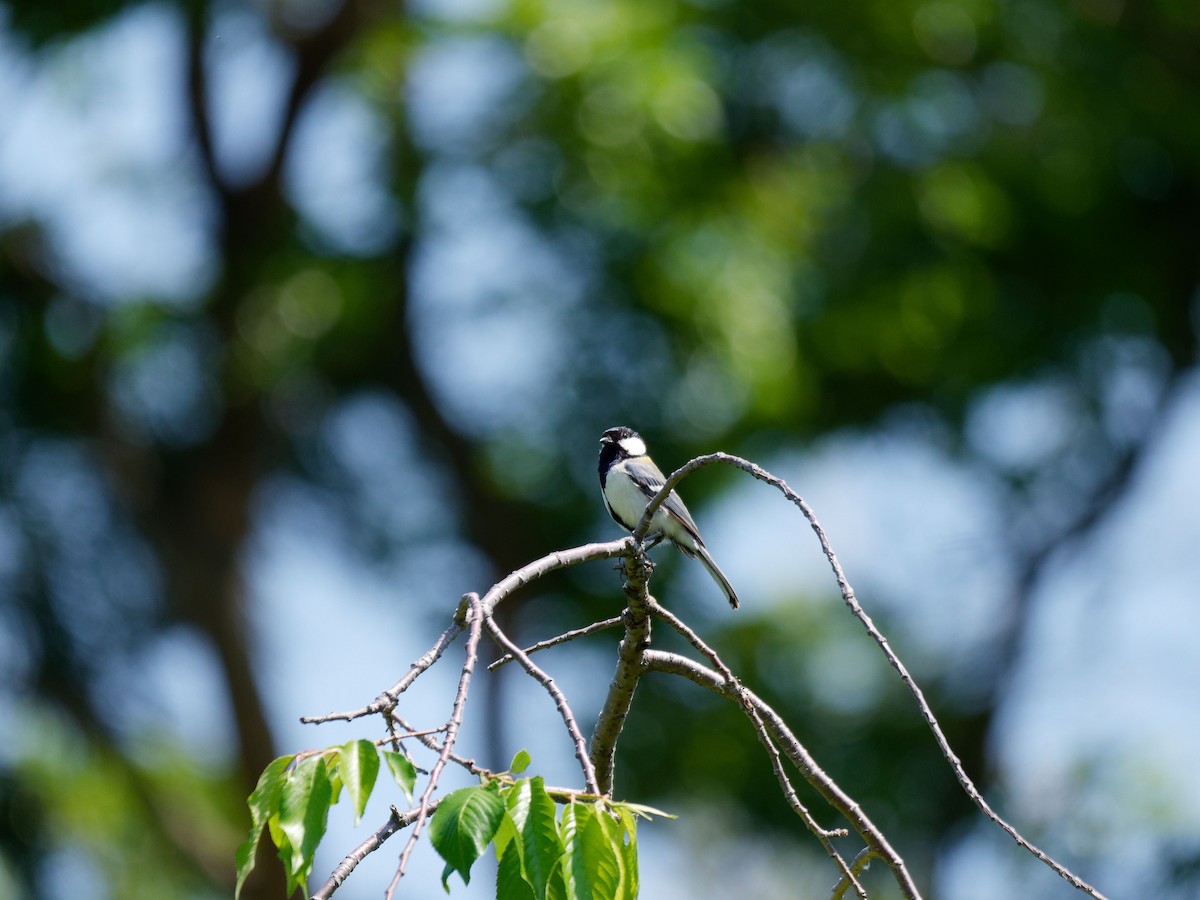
[
  {"left": 598, "top": 426, "right": 647, "bottom": 479},
  {"left": 600, "top": 426, "right": 639, "bottom": 446}
]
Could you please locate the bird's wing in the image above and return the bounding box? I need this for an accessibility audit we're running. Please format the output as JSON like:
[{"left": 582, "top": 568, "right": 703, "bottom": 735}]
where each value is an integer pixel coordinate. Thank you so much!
[{"left": 624, "top": 461, "right": 703, "bottom": 545}]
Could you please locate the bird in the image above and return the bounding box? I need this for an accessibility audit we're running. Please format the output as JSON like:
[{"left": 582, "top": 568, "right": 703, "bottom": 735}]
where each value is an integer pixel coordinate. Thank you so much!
[{"left": 598, "top": 426, "right": 740, "bottom": 609}]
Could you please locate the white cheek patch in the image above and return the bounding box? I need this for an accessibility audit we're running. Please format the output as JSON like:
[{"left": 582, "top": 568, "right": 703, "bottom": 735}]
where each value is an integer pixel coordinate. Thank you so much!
[{"left": 619, "top": 436, "right": 647, "bottom": 457}]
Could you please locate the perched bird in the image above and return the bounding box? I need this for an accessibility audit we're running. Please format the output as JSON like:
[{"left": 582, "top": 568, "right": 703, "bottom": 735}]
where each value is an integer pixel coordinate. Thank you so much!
[{"left": 598, "top": 426, "right": 740, "bottom": 609}]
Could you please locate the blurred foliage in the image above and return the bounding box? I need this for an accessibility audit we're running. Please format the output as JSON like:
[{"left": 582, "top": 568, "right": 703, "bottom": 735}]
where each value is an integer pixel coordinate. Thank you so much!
[{"left": 1, "top": 0, "right": 1198, "bottom": 896}]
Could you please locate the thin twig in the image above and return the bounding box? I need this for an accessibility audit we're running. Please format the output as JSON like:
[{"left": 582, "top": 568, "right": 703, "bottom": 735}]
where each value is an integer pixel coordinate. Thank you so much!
[
  {"left": 384, "top": 713, "right": 404, "bottom": 754},
  {"left": 644, "top": 649, "right": 921, "bottom": 900},
  {"left": 385, "top": 595, "right": 485, "bottom": 900},
  {"left": 371, "top": 728, "right": 445, "bottom": 745},
  {"left": 642, "top": 606, "right": 864, "bottom": 896},
  {"left": 483, "top": 613, "right": 601, "bottom": 795},
  {"left": 740, "top": 689, "right": 863, "bottom": 898},
  {"left": 300, "top": 612, "right": 468, "bottom": 725},
  {"left": 388, "top": 713, "right": 490, "bottom": 778},
  {"left": 832, "top": 848, "right": 880, "bottom": 900},
  {"left": 648, "top": 452, "right": 1109, "bottom": 900},
  {"left": 487, "top": 615, "right": 624, "bottom": 671},
  {"left": 648, "top": 599, "right": 734, "bottom": 681},
  {"left": 309, "top": 801, "right": 440, "bottom": 900}
]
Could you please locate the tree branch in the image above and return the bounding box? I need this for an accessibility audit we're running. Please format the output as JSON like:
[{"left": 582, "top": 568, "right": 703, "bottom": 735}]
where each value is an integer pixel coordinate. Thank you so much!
[
  {"left": 642, "top": 649, "right": 920, "bottom": 899},
  {"left": 487, "top": 615, "right": 624, "bottom": 671},
  {"left": 386, "top": 594, "right": 484, "bottom": 898},
  {"left": 310, "top": 802, "right": 435, "bottom": 900},
  {"left": 647, "top": 599, "right": 865, "bottom": 897},
  {"left": 588, "top": 546, "right": 656, "bottom": 795},
  {"left": 479, "top": 540, "right": 630, "bottom": 615},
  {"left": 483, "top": 612, "right": 601, "bottom": 795},
  {"left": 300, "top": 609, "right": 468, "bottom": 725},
  {"left": 645, "top": 452, "right": 1110, "bottom": 900}
]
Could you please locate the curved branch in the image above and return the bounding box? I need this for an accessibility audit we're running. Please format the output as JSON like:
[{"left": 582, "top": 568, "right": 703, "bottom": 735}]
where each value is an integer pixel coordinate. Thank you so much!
[
  {"left": 310, "top": 802, "right": 435, "bottom": 900},
  {"left": 646, "top": 601, "right": 866, "bottom": 898},
  {"left": 300, "top": 611, "right": 467, "bottom": 725},
  {"left": 483, "top": 612, "right": 600, "bottom": 794},
  {"left": 644, "top": 452, "right": 1110, "bottom": 900},
  {"left": 643, "top": 649, "right": 919, "bottom": 899},
  {"left": 479, "top": 539, "right": 630, "bottom": 615}
]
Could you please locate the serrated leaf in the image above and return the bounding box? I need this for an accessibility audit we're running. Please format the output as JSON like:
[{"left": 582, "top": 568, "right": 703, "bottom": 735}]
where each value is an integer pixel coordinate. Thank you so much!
[
  {"left": 561, "top": 802, "right": 620, "bottom": 900},
  {"left": 496, "top": 779, "right": 530, "bottom": 874},
  {"left": 614, "top": 808, "right": 639, "bottom": 898},
  {"left": 493, "top": 808, "right": 518, "bottom": 861},
  {"left": 235, "top": 754, "right": 294, "bottom": 899},
  {"left": 382, "top": 749, "right": 417, "bottom": 803},
  {"left": 339, "top": 739, "right": 380, "bottom": 825},
  {"left": 498, "top": 839, "right": 537, "bottom": 900},
  {"left": 522, "top": 777, "right": 565, "bottom": 900},
  {"left": 506, "top": 777, "right": 532, "bottom": 832},
  {"left": 597, "top": 808, "right": 636, "bottom": 900},
  {"left": 548, "top": 864, "right": 569, "bottom": 900},
  {"left": 510, "top": 748, "right": 532, "bottom": 774},
  {"left": 278, "top": 756, "right": 334, "bottom": 893},
  {"left": 267, "top": 815, "right": 301, "bottom": 896},
  {"left": 429, "top": 785, "right": 506, "bottom": 888}
]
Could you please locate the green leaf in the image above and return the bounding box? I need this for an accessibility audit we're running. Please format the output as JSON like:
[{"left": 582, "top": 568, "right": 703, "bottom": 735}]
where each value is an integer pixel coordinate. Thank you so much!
[
  {"left": 522, "top": 777, "right": 565, "bottom": 900},
  {"left": 506, "top": 777, "right": 532, "bottom": 832},
  {"left": 616, "top": 800, "right": 675, "bottom": 820},
  {"left": 548, "top": 865, "right": 569, "bottom": 900},
  {"left": 235, "top": 754, "right": 294, "bottom": 899},
  {"left": 278, "top": 756, "right": 334, "bottom": 894},
  {"left": 382, "top": 749, "right": 417, "bottom": 803},
  {"left": 561, "top": 802, "right": 620, "bottom": 900},
  {"left": 493, "top": 806, "right": 518, "bottom": 861},
  {"left": 325, "top": 749, "right": 346, "bottom": 809},
  {"left": 615, "top": 807, "right": 639, "bottom": 840},
  {"left": 510, "top": 748, "right": 532, "bottom": 774},
  {"left": 339, "top": 739, "right": 380, "bottom": 825},
  {"left": 429, "top": 785, "right": 506, "bottom": 888},
  {"left": 498, "top": 839, "right": 537, "bottom": 900},
  {"left": 597, "top": 807, "right": 637, "bottom": 900}
]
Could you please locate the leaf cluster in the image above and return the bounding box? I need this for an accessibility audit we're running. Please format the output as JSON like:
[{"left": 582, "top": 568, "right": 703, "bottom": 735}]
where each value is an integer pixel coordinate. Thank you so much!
[
  {"left": 432, "top": 750, "right": 664, "bottom": 900},
  {"left": 235, "top": 740, "right": 417, "bottom": 897}
]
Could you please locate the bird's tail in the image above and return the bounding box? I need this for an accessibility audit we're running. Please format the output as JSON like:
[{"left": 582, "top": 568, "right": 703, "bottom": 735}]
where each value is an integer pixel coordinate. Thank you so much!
[{"left": 692, "top": 543, "right": 741, "bottom": 609}]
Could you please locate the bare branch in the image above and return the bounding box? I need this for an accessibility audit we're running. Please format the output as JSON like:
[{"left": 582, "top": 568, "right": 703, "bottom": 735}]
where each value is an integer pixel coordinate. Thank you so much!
[
  {"left": 648, "top": 601, "right": 862, "bottom": 887},
  {"left": 386, "top": 594, "right": 485, "bottom": 899},
  {"left": 741, "top": 694, "right": 863, "bottom": 898},
  {"left": 487, "top": 615, "right": 624, "bottom": 671},
  {"left": 479, "top": 539, "right": 630, "bottom": 615},
  {"left": 310, "top": 802, "right": 439, "bottom": 900},
  {"left": 635, "top": 630, "right": 867, "bottom": 898},
  {"left": 588, "top": 548, "right": 656, "bottom": 795},
  {"left": 388, "top": 713, "right": 490, "bottom": 778},
  {"left": 300, "top": 612, "right": 467, "bottom": 725},
  {"left": 648, "top": 598, "right": 734, "bottom": 681},
  {"left": 832, "top": 848, "right": 880, "bottom": 900},
  {"left": 647, "top": 452, "right": 1109, "bottom": 900},
  {"left": 643, "top": 649, "right": 921, "bottom": 900},
  {"left": 483, "top": 612, "right": 601, "bottom": 795}
]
